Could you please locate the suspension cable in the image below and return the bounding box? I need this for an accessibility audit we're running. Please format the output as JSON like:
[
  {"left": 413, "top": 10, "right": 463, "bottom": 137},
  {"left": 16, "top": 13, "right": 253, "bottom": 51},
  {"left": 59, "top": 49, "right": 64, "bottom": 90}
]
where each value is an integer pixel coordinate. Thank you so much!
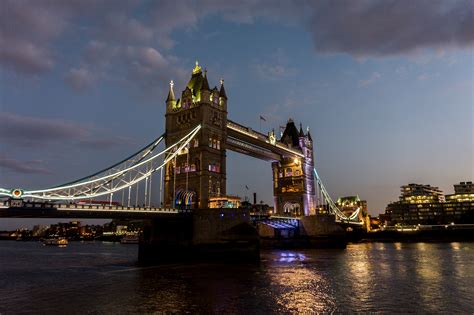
[{"left": 18, "top": 125, "right": 201, "bottom": 201}]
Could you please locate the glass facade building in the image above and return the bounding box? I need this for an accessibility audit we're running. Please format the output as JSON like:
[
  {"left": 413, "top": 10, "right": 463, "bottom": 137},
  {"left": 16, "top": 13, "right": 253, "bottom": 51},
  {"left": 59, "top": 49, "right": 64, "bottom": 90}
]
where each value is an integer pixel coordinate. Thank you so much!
[{"left": 383, "top": 182, "right": 474, "bottom": 225}]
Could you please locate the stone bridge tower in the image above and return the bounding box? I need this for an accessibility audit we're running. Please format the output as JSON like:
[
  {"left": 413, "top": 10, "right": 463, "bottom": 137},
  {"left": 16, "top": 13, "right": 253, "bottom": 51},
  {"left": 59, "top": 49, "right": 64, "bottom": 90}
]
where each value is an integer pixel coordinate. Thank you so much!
[
  {"left": 164, "top": 62, "right": 228, "bottom": 209},
  {"left": 272, "top": 120, "right": 316, "bottom": 216}
]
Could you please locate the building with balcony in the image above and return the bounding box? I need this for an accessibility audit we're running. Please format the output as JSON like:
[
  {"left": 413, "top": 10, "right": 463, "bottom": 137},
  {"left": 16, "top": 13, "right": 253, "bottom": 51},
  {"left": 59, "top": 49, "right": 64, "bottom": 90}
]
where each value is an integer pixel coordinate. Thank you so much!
[{"left": 383, "top": 182, "right": 474, "bottom": 226}]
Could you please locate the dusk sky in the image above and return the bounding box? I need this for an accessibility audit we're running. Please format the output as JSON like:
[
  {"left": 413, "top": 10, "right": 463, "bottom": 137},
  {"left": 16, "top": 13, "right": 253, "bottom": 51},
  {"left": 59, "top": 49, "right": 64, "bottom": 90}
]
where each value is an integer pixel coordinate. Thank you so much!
[{"left": 1, "top": 0, "right": 473, "bottom": 228}]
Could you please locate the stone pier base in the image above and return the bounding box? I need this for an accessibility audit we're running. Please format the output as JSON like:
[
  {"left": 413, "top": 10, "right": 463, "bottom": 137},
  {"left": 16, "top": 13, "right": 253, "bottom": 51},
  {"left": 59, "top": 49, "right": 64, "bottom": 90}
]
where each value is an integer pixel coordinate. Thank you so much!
[
  {"left": 258, "top": 214, "right": 347, "bottom": 249},
  {"left": 138, "top": 209, "right": 260, "bottom": 264}
]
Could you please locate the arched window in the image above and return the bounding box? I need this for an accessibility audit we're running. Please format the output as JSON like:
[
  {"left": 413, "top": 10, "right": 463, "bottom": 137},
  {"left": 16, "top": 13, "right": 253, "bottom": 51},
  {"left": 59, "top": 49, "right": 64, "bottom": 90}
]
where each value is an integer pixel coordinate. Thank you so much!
[{"left": 283, "top": 202, "right": 300, "bottom": 215}]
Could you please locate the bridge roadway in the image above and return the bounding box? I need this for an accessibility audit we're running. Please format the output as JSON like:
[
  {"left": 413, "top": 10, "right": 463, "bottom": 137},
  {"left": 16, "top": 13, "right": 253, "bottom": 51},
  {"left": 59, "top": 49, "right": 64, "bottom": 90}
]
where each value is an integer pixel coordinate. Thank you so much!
[
  {"left": 0, "top": 200, "right": 362, "bottom": 225},
  {"left": 0, "top": 201, "right": 190, "bottom": 219}
]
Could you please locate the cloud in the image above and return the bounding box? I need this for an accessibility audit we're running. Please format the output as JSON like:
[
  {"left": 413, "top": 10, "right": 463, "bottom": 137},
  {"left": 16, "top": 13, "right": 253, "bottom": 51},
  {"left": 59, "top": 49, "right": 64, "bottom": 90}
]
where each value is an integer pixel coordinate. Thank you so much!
[
  {"left": 358, "top": 72, "right": 381, "bottom": 87},
  {"left": 0, "top": 112, "right": 88, "bottom": 143},
  {"left": 0, "top": 156, "right": 51, "bottom": 175},
  {"left": 1, "top": 0, "right": 472, "bottom": 83},
  {"left": 65, "top": 67, "right": 95, "bottom": 91},
  {"left": 0, "top": 112, "right": 131, "bottom": 149},
  {"left": 97, "top": 14, "right": 154, "bottom": 44},
  {"left": 307, "top": 0, "right": 474, "bottom": 56},
  {"left": 80, "top": 41, "right": 187, "bottom": 92},
  {"left": 0, "top": 38, "right": 54, "bottom": 74},
  {"left": 0, "top": 0, "right": 74, "bottom": 74}
]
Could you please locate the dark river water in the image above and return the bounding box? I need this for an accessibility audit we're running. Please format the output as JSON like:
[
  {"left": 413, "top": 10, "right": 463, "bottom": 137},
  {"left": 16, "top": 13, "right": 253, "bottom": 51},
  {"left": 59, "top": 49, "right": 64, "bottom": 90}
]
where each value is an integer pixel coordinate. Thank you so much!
[{"left": 0, "top": 241, "right": 472, "bottom": 314}]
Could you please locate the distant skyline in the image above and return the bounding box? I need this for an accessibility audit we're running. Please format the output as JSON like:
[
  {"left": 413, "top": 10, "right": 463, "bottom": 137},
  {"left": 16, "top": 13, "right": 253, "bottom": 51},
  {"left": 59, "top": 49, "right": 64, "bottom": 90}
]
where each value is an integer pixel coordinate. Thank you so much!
[{"left": 1, "top": 1, "right": 473, "bottom": 229}]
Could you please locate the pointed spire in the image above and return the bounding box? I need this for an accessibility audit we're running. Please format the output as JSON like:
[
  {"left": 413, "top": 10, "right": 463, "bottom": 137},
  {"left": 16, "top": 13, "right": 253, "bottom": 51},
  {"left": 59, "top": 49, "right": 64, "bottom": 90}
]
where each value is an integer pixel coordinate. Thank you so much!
[
  {"left": 219, "top": 78, "right": 227, "bottom": 99},
  {"left": 201, "top": 69, "right": 210, "bottom": 91},
  {"left": 166, "top": 80, "right": 175, "bottom": 102},
  {"left": 192, "top": 60, "right": 202, "bottom": 74},
  {"left": 299, "top": 123, "right": 304, "bottom": 137},
  {"left": 306, "top": 126, "right": 312, "bottom": 141}
]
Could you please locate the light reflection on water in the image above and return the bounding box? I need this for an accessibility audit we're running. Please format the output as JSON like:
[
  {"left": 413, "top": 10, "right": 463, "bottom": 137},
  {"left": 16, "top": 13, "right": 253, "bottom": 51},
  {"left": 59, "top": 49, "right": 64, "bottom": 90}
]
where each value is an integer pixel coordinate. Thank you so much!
[
  {"left": 0, "top": 241, "right": 473, "bottom": 314},
  {"left": 270, "top": 252, "right": 334, "bottom": 313}
]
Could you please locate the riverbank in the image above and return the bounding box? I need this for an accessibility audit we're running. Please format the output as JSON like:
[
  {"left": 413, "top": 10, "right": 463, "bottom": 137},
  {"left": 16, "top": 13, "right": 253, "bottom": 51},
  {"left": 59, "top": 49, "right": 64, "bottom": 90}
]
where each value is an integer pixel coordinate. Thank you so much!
[{"left": 360, "top": 228, "right": 474, "bottom": 243}]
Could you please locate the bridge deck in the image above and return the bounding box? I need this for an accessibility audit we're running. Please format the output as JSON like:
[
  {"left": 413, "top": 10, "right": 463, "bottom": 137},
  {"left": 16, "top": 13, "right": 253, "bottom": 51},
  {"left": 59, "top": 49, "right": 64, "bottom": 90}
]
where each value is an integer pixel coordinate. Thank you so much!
[{"left": 0, "top": 202, "right": 191, "bottom": 219}]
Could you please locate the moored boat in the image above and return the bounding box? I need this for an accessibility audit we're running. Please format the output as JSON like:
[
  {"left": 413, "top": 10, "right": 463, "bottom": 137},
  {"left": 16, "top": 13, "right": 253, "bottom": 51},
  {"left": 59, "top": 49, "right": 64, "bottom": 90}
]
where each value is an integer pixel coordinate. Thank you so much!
[{"left": 42, "top": 238, "right": 68, "bottom": 246}]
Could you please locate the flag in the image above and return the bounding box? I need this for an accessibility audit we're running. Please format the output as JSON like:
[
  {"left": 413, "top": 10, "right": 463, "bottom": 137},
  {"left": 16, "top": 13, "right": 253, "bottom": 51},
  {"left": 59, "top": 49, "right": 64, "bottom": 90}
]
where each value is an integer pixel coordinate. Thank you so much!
[{"left": 259, "top": 115, "right": 266, "bottom": 122}]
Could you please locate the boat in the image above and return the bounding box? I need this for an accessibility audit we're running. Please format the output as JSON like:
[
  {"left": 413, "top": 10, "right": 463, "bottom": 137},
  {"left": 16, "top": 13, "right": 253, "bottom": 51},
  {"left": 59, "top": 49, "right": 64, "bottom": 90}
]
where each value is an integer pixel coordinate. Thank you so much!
[
  {"left": 121, "top": 234, "right": 139, "bottom": 244},
  {"left": 42, "top": 238, "right": 68, "bottom": 246}
]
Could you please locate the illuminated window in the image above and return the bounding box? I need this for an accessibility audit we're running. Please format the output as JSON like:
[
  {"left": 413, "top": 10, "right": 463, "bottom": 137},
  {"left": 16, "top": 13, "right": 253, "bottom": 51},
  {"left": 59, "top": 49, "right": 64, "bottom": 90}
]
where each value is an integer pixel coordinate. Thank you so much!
[
  {"left": 193, "top": 139, "right": 199, "bottom": 147},
  {"left": 217, "top": 140, "right": 220, "bottom": 150},
  {"left": 285, "top": 168, "right": 293, "bottom": 177},
  {"left": 208, "top": 162, "right": 221, "bottom": 173}
]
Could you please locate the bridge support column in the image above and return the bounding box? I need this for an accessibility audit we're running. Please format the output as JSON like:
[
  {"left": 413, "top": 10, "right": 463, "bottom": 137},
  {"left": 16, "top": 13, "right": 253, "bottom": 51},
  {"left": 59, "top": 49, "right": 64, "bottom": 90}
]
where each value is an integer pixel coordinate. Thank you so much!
[{"left": 138, "top": 209, "right": 260, "bottom": 264}]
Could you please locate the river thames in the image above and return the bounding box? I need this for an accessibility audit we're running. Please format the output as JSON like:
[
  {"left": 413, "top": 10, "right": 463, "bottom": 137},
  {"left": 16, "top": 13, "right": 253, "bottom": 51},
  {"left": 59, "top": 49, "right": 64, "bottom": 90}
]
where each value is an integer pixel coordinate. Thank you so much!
[{"left": 0, "top": 241, "right": 472, "bottom": 314}]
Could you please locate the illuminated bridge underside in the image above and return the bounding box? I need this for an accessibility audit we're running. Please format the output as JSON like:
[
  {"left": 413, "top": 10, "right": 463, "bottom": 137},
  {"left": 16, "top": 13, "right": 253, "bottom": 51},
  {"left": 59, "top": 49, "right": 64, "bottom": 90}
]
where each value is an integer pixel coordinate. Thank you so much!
[
  {"left": 226, "top": 120, "right": 304, "bottom": 161},
  {"left": 226, "top": 137, "right": 281, "bottom": 161},
  {"left": 0, "top": 202, "right": 190, "bottom": 219}
]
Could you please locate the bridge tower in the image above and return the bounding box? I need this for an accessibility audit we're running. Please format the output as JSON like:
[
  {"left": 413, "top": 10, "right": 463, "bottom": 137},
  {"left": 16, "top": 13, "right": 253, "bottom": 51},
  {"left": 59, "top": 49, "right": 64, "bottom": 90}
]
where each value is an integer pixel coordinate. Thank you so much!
[
  {"left": 164, "top": 62, "right": 228, "bottom": 209},
  {"left": 272, "top": 120, "right": 316, "bottom": 216}
]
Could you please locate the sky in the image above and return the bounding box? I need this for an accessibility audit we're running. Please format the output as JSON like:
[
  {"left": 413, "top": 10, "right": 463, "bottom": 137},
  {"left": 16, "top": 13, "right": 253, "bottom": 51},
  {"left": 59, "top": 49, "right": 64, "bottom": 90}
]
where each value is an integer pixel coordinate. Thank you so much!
[{"left": 0, "top": 0, "right": 473, "bottom": 229}]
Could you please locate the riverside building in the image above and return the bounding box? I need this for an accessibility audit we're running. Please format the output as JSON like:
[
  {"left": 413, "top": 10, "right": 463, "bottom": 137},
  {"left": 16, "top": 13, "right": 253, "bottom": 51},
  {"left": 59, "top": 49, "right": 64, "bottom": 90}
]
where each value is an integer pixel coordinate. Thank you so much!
[{"left": 383, "top": 182, "right": 474, "bottom": 226}]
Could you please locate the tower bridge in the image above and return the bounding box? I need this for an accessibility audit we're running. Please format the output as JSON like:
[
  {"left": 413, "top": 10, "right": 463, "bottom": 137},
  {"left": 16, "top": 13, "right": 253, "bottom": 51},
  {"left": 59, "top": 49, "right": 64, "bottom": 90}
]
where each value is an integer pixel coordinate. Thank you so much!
[
  {"left": 0, "top": 62, "right": 361, "bottom": 224},
  {"left": 0, "top": 62, "right": 362, "bottom": 262}
]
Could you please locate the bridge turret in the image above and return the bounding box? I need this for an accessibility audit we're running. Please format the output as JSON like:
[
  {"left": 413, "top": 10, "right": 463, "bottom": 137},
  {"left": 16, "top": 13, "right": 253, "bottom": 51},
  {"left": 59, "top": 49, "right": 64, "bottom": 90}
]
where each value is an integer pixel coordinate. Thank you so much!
[
  {"left": 219, "top": 79, "right": 227, "bottom": 110},
  {"left": 280, "top": 119, "right": 300, "bottom": 148},
  {"left": 298, "top": 123, "right": 304, "bottom": 137},
  {"left": 166, "top": 80, "right": 177, "bottom": 113},
  {"left": 200, "top": 69, "right": 211, "bottom": 105}
]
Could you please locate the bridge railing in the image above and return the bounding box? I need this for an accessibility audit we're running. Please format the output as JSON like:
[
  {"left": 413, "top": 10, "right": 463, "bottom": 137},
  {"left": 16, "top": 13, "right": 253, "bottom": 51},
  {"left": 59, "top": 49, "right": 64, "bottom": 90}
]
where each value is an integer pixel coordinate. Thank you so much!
[
  {"left": 56, "top": 204, "right": 188, "bottom": 213},
  {"left": 1, "top": 200, "right": 191, "bottom": 214}
]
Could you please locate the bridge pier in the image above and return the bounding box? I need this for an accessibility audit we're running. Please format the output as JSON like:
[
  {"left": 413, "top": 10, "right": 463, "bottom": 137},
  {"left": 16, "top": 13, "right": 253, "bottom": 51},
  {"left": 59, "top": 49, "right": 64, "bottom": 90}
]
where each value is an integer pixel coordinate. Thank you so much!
[
  {"left": 138, "top": 209, "right": 260, "bottom": 264},
  {"left": 257, "top": 214, "right": 347, "bottom": 249}
]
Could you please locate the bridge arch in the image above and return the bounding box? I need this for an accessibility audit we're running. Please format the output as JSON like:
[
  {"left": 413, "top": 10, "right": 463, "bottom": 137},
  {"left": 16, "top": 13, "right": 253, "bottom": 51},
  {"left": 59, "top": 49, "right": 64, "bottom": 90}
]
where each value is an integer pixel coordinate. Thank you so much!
[{"left": 175, "top": 189, "right": 197, "bottom": 208}]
